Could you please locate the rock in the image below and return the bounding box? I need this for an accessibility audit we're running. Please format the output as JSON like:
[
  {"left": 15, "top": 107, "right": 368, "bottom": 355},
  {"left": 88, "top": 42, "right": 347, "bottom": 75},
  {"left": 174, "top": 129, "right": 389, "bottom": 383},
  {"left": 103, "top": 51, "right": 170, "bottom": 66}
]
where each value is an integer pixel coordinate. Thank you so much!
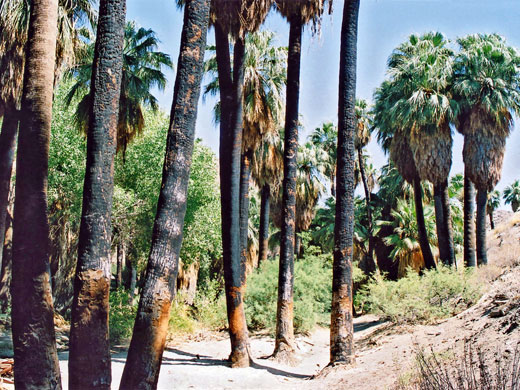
[{"left": 489, "top": 307, "right": 506, "bottom": 318}]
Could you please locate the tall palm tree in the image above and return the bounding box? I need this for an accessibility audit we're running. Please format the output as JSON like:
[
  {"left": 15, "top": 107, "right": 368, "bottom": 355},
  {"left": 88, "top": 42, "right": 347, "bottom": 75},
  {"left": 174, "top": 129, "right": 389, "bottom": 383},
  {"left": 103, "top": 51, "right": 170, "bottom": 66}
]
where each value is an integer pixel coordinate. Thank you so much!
[
  {"left": 329, "top": 0, "right": 358, "bottom": 367},
  {"left": 487, "top": 190, "right": 501, "bottom": 230},
  {"left": 310, "top": 121, "right": 337, "bottom": 196},
  {"left": 119, "top": 1, "right": 211, "bottom": 387},
  {"left": 66, "top": 21, "right": 173, "bottom": 156},
  {"left": 211, "top": 0, "right": 272, "bottom": 368},
  {"left": 68, "top": 0, "right": 126, "bottom": 387},
  {"left": 10, "top": 0, "right": 62, "bottom": 387},
  {"left": 453, "top": 33, "right": 520, "bottom": 265},
  {"left": 372, "top": 81, "right": 437, "bottom": 270},
  {"left": 272, "top": 0, "right": 332, "bottom": 363},
  {"left": 503, "top": 180, "right": 520, "bottom": 212},
  {"left": 387, "top": 32, "right": 456, "bottom": 266}
]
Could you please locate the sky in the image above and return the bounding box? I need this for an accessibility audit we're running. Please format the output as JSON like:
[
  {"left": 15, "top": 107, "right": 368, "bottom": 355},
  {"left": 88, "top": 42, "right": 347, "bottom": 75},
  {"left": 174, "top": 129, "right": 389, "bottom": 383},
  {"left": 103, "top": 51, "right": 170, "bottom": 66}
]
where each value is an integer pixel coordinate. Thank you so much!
[{"left": 126, "top": 0, "right": 520, "bottom": 206}]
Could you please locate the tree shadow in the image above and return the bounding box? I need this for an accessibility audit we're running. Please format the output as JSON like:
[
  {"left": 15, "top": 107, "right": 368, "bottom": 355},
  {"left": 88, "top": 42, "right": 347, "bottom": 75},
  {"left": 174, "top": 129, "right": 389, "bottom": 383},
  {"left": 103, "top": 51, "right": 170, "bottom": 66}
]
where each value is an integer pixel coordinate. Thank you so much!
[{"left": 354, "top": 319, "right": 384, "bottom": 333}]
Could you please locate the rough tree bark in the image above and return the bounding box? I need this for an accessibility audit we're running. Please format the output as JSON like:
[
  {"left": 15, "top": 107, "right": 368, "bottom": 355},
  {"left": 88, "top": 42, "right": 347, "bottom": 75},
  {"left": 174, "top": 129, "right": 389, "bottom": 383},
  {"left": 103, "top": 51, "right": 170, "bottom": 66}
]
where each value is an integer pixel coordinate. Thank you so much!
[
  {"left": 118, "top": 1, "right": 210, "bottom": 387},
  {"left": 10, "top": 0, "right": 62, "bottom": 387},
  {"left": 413, "top": 177, "right": 436, "bottom": 269},
  {"left": 239, "top": 148, "right": 252, "bottom": 273},
  {"left": 433, "top": 180, "right": 455, "bottom": 266},
  {"left": 357, "top": 146, "right": 376, "bottom": 273},
  {"left": 463, "top": 172, "right": 476, "bottom": 267},
  {"left": 258, "top": 184, "right": 270, "bottom": 267},
  {"left": 68, "top": 1, "right": 126, "bottom": 388},
  {"left": 476, "top": 188, "right": 488, "bottom": 265},
  {"left": 272, "top": 12, "right": 303, "bottom": 363},
  {"left": 329, "top": 0, "right": 359, "bottom": 366}
]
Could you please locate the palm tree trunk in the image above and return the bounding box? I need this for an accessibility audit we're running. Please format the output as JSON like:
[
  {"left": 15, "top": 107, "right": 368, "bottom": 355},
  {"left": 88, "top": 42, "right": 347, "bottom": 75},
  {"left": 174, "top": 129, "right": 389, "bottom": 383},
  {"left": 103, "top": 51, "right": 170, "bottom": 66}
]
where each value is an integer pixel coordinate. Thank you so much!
[
  {"left": 215, "top": 26, "right": 251, "bottom": 367},
  {"left": 118, "top": 2, "right": 210, "bottom": 387},
  {"left": 258, "top": 184, "right": 270, "bottom": 267},
  {"left": 357, "top": 146, "right": 376, "bottom": 273},
  {"left": 434, "top": 180, "right": 455, "bottom": 266},
  {"left": 0, "top": 211, "right": 12, "bottom": 313},
  {"left": 413, "top": 177, "right": 436, "bottom": 269},
  {"left": 0, "top": 109, "right": 18, "bottom": 270},
  {"left": 331, "top": 174, "right": 336, "bottom": 198},
  {"left": 294, "top": 229, "right": 302, "bottom": 259},
  {"left": 330, "top": 0, "right": 359, "bottom": 366},
  {"left": 68, "top": 1, "right": 126, "bottom": 388},
  {"left": 240, "top": 148, "right": 252, "bottom": 275},
  {"left": 10, "top": 0, "right": 62, "bottom": 387},
  {"left": 116, "top": 241, "right": 124, "bottom": 289},
  {"left": 273, "top": 12, "right": 302, "bottom": 363},
  {"left": 488, "top": 211, "right": 495, "bottom": 230},
  {"left": 476, "top": 188, "right": 488, "bottom": 265},
  {"left": 463, "top": 172, "right": 476, "bottom": 267}
]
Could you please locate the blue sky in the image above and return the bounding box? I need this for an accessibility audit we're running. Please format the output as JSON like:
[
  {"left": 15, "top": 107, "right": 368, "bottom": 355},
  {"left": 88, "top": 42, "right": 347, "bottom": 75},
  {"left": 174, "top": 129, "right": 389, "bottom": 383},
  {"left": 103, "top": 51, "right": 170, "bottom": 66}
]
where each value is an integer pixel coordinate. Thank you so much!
[{"left": 127, "top": 0, "right": 520, "bottom": 203}]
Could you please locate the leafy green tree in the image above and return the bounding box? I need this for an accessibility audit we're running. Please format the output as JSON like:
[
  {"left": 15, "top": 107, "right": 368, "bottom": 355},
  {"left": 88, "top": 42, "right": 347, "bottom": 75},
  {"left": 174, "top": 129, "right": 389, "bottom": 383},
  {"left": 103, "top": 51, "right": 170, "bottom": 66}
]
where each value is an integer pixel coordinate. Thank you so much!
[{"left": 503, "top": 180, "right": 520, "bottom": 212}]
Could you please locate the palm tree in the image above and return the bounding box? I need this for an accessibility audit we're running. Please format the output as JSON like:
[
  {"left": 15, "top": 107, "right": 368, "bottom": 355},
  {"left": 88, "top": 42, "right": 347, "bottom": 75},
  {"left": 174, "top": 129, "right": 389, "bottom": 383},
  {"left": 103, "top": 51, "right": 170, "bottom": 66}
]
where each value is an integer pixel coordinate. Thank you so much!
[
  {"left": 329, "top": 0, "right": 359, "bottom": 366},
  {"left": 68, "top": 0, "right": 126, "bottom": 387},
  {"left": 387, "top": 32, "right": 456, "bottom": 266},
  {"left": 453, "top": 33, "right": 520, "bottom": 265},
  {"left": 119, "top": 1, "right": 211, "bottom": 387},
  {"left": 372, "top": 81, "right": 436, "bottom": 270},
  {"left": 272, "top": 0, "right": 332, "bottom": 363},
  {"left": 66, "top": 21, "right": 173, "bottom": 156},
  {"left": 211, "top": 0, "right": 273, "bottom": 368},
  {"left": 310, "top": 121, "right": 337, "bottom": 196},
  {"left": 503, "top": 180, "right": 520, "bottom": 212},
  {"left": 487, "top": 190, "right": 501, "bottom": 230},
  {"left": 10, "top": 0, "right": 62, "bottom": 387}
]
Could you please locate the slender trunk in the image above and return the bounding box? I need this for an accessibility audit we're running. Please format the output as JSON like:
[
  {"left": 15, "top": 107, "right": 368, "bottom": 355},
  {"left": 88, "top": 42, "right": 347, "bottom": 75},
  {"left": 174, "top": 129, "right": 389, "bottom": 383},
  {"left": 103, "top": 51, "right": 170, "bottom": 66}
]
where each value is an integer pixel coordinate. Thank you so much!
[
  {"left": 129, "top": 263, "right": 137, "bottom": 300},
  {"left": 434, "top": 180, "right": 455, "bottom": 266},
  {"left": 357, "top": 146, "right": 375, "bottom": 273},
  {"left": 258, "top": 184, "right": 270, "bottom": 267},
  {"left": 0, "top": 109, "right": 18, "bottom": 269},
  {"left": 68, "top": 1, "right": 126, "bottom": 388},
  {"left": 463, "top": 172, "right": 476, "bottom": 267},
  {"left": 476, "top": 189, "right": 488, "bottom": 265},
  {"left": 239, "top": 148, "right": 252, "bottom": 276},
  {"left": 116, "top": 241, "right": 124, "bottom": 289},
  {"left": 331, "top": 174, "right": 336, "bottom": 198},
  {"left": 119, "top": 2, "right": 210, "bottom": 386},
  {"left": 294, "top": 229, "right": 301, "bottom": 259},
  {"left": 11, "top": 0, "right": 62, "bottom": 387},
  {"left": 215, "top": 26, "right": 251, "bottom": 367},
  {"left": 0, "top": 211, "right": 12, "bottom": 313},
  {"left": 329, "top": 0, "right": 359, "bottom": 366},
  {"left": 413, "top": 177, "right": 436, "bottom": 269},
  {"left": 488, "top": 211, "right": 495, "bottom": 230},
  {"left": 273, "top": 13, "right": 302, "bottom": 362}
]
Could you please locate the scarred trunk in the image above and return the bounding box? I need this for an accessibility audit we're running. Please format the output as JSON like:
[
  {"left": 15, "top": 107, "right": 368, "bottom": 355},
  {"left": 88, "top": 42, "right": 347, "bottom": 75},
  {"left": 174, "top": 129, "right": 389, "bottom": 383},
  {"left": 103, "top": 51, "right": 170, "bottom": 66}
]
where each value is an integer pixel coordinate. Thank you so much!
[
  {"left": 258, "top": 184, "right": 270, "bottom": 267},
  {"left": 329, "top": 0, "right": 359, "bottom": 366},
  {"left": 476, "top": 188, "right": 488, "bottom": 265},
  {"left": 215, "top": 26, "right": 251, "bottom": 367},
  {"left": 413, "top": 177, "right": 436, "bottom": 269},
  {"left": 273, "top": 13, "right": 302, "bottom": 363},
  {"left": 357, "top": 146, "right": 375, "bottom": 274},
  {"left": 119, "top": 2, "right": 210, "bottom": 387},
  {"left": 10, "top": 0, "right": 62, "bottom": 387},
  {"left": 434, "top": 180, "right": 455, "bottom": 266},
  {"left": 463, "top": 172, "right": 476, "bottom": 267},
  {"left": 0, "top": 109, "right": 18, "bottom": 269},
  {"left": 68, "top": 1, "right": 126, "bottom": 388},
  {"left": 239, "top": 149, "right": 252, "bottom": 278}
]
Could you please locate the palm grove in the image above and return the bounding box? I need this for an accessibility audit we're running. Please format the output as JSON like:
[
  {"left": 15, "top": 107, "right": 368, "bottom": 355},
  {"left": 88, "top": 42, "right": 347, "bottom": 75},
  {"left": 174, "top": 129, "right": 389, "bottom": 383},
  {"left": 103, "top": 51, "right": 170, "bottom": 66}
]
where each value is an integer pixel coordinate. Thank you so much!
[{"left": 0, "top": 0, "right": 519, "bottom": 388}]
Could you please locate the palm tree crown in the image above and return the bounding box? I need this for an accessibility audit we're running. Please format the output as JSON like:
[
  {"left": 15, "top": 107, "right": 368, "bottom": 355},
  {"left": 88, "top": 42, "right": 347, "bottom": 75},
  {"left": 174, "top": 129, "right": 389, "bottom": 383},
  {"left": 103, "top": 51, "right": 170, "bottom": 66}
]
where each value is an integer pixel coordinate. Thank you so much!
[{"left": 503, "top": 180, "right": 520, "bottom": 212}]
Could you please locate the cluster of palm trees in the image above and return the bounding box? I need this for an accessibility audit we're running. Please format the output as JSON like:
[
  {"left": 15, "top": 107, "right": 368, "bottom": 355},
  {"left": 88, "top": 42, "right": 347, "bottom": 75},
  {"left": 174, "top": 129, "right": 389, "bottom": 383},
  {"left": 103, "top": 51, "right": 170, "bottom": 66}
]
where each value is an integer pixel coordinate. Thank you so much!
[{"left": 0, "top": 0, "right": 362, "bottom": 387}]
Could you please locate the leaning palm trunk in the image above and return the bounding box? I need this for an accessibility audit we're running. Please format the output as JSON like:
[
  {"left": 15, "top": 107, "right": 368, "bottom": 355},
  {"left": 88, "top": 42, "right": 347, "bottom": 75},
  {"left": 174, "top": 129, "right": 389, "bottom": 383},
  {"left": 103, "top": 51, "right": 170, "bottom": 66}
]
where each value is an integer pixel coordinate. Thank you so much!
[
  {"left": 10, "top": 0, "right": 62, "bottom": 388},
  {"left": 119, "top": 2, "right": 210, "bottom": 387},
  {"left": 329, "top": 0, "right": 358, "bottom": 366},
  {"left": 0, "top": 109, "right": 17, "bottom": 268},
  {"left": 463, "top": 170, "right": 476, "bottom": 267},
  {"left": 273, "top": 12, "right": 302, "bottom": 363},
  {"left": 68, "top": 1, "right": 126, "bottom": 388},
  {"left": 258, "top": 184, "right": 270, "bottom": 266},
  {"left": 357, "top": 146, "right": 376, "bottom": 273}
]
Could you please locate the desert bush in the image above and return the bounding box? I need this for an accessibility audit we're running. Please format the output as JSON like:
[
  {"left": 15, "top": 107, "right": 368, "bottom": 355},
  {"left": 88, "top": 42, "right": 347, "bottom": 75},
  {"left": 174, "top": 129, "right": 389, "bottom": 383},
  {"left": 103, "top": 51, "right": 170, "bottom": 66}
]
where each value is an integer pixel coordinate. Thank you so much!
[
  {"left": 109, "top": 289, "right": 137, "bottom": 344},
  {"left": 192, "top": 280, "right": 227, "bottom": 331},
  {"left": 358, "top": 265, "right": 482, "bottom": 324}
]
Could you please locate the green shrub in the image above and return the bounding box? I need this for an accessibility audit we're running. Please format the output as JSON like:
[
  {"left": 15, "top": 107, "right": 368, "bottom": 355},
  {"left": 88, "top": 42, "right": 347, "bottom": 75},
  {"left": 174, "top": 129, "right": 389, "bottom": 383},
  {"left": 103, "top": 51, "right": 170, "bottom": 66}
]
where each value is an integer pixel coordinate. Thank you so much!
[
  {"left": 192, "top": 280, "right": 228, "bottom": 331},
  {"left": 358, "top": 265, "right": 482, "bottom": 324},
  {"left": 109, "top": 289, "right": 137, "bottom": 344},
  {"left": 168, "top": 295, "right": 197, "bottom": 335},
  {"left": 245, "top": 253, "right": 333, "bottom": 334}
]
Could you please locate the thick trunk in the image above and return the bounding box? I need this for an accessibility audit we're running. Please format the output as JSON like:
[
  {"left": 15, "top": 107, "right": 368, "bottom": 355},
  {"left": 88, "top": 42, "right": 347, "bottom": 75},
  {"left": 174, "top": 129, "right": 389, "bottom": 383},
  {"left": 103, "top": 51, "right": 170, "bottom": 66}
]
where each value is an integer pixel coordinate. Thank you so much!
[
  {"left": 463, "top": 172, "right": 476, "bottom": 267},
  {"left": 488, "top": 211, "right": 495, "bottom": 230},
  {"left": 330, "top": 0, "right": 359, "bottom": 366},
  {"left": 239, "top": 149, "right": 252, "bottom": 278},
  {"left": 119, "top": 2, "right": 210, "bottom": 387},
  {"left": 476, "top": 189, "right": 488, "bottom": 265},
  {"left": 413, "top": 177, "right": 436, "bottom": 269},
  {"left": 10, "top": 0, "right": 62, "bottom": 387},
  {"left": 215, "top": 26, "right": 251, "bottom": 367},
  {"left": 0, "top": 211, "right": 12, "bottom": 313},
  {"left": 273, "top": 14, "right": 302, "bottom": 362},
  {"left": 358, "top": 146, "right": 376, "bottom": 274},
  {"left": 433, "top": 181, "right": 455, "bottom": 266},
  {"left": 116, "top": 241, "right": 125, "bottom": 289},
  {"left": 0, "top": 109, "right": 18, "bottom": 269},
  {"left": 258, "top": 184, "right": 270, "bottom": 267},
  {"left": 68, "top": 1, "right": 126, "bottom": 388}
]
